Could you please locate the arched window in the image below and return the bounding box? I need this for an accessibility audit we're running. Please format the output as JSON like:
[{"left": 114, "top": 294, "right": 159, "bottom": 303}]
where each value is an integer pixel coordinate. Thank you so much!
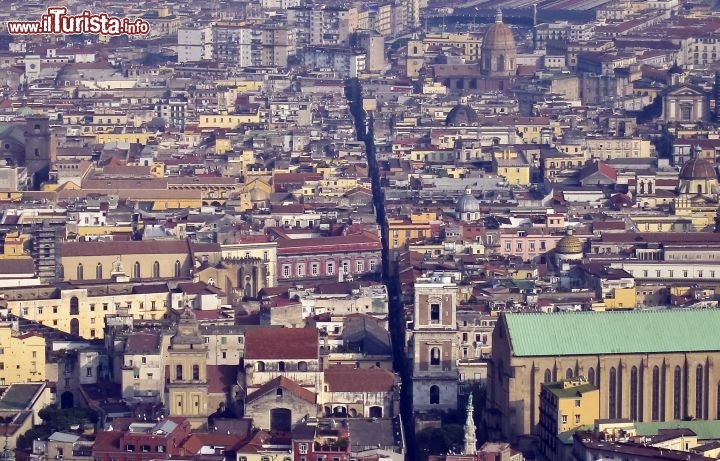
[
  {"left": 544, "top": 369, "right": 552, "bottom": 383},
  {"left": 96, "top": 262, "right": 102, "bottom": 280},
  {"left": 175, "top": 364, "right": 183, "bottom": 380},
  {"left": 430, "top": 385, "right": 440, "bottom": 404},
  {"left": 298, "top": 361, "right": 308, "bottom": 372},
  {"left": 153, "top": 261, "right": 160, "bottom": 278},
  {"left": 174, "top": 260, "right": 181, "bottom": 277},
  {"left": 76, "top": 263, "right": 83, "bottom": 281},
  {"left": 69, "top": 296, "right": 79, "bottom": 316},
  {"left": 652, "top": 366, "right": 660, "bottom": 421},
  {"left": 696, "top": 364, "right": 705, "bottom": 419},
  {"left": 497, "top": 54, "right": 505, "bottom": 71},
  {"left": 58, "top": 264, "right": 64, "bottom": 279},
  {"left": 698, "top": 184, "right": 703, "bottom": 195},
  {"left": 566, "top": 368, "right": 573, "bottom": 379},
  {"left": 278, "top": 361, "right": 286, "bottom": 372},
  {"left": 674, "top": 366, "right": 682, "bottom": 419},
  {"left": 277, "top": 388, "right": 283, "bottom": 397},
  {"left": 133, "top": 261, "right": 140, "bottom": 279},
  {"left": 192, "top": 364, "right": 200, "bottom": 380},
  {"left": 588, "top": 367, "right": 596, "bottom": 386},
  {"left": 430, "top": 347, "right": 440, "bottom": 366},
  {"left": 630, "top": 366, "right": 639, "bottom": 421},
  {"left": 256, "top": 361, "right": 265, "bottom": 372},
  {"left": 609, "top": 367, "right": 617, "bottom": 419}
]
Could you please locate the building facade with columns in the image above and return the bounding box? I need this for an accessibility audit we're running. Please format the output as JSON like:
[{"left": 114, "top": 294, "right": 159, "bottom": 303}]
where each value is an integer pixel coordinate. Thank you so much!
[{"left": 489, "top": 310, "right": 720, "bottom": 442}]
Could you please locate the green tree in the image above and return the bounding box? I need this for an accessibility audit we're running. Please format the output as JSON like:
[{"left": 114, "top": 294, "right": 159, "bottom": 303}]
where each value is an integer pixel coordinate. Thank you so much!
[
  {"left": 16, "top": 406, "right": 98, "bottom": 449},
  {"left": 416, "top": 424, "right": 465, "bottom": 459}
]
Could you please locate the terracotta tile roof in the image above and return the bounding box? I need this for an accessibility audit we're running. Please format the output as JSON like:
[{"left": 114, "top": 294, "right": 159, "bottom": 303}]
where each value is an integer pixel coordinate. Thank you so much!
[
  {"left": 244, "top": 327, "right": 318, "bottom": 360},
  {"left": 324, "top": 365, "right": 396, "bottom": 393},
  {"left": 125, "top": 331, "right": 161, "bottom": 355},
  {"left": 182, "top": 433, "right": 245, "bottom": 455},
  {"left": 206, "top": 365, "right": 238, "bottom": 394},
  {"left": 61, "top": 239, "right": 189, "bottom": 257},
  {"left": 276, "top": 232, "right": 381, "bottom": 255},
  {"left": 245, "top": 376, "right": 316, "bottom": 405}
]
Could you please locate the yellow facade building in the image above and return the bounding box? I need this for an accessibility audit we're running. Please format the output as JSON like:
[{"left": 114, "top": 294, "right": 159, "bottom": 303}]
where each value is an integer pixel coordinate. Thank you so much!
[
  {"left": 386, "top": 213, "right": 437, "bottom": 260},
  {"left": 538, "top": 378, "right": 599, "bottom": 460},
  {"left": 3, "top": 283, "right": 172, "bottom": 339},
  {"left": 198, "top": 110, "right": 261, "bottom": 129},
  {"left": 0, "top": 323, "right": 46, "bottom": 385},
  {"left": 494, "top": 149, "right": 531, "bottom": 186}
]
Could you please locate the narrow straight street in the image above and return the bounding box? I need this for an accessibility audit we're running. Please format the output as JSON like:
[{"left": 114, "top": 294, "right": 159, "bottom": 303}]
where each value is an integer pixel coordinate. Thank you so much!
[{"left": 345, "top": 79, "right": 415, "bottom": 461}]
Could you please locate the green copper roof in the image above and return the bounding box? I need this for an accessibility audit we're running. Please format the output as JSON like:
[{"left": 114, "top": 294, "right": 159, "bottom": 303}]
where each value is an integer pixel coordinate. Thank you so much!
[
  {"left": 505, "top": 309, "right": 720, "bottom": 357},
  {"left": 635, "top": 420, "right": 720, "bottom": 440}
]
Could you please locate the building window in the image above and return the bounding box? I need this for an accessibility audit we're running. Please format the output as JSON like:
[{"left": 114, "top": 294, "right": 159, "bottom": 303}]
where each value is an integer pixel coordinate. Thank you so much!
[
  {"left": 311, "top": 263, "right": 318, "bottom": 276},
  {"left": 544, "top": 369, "right": 552, "bottom": 383},
  {"left": 192, "top": 364, "right": 200, "bottom": 380},
  {"left": 297, "top": 265, "right": 305, "bottom": 277},
  {"left": 430, "top": 303, "right": 440, "bottom": 323},
  {"left": 429, "top": 385, "right": 440, "bottom": 404},
  {"left": 566, "top": 368, "right": 573, "bottom": 379},
  {"left": 609, "top": 367, "right": 617, "bottom": 419},
  {"left": 299, "top": 443, "right": 308, "bottom": 454},
  {"left": 588, "top": 367, "right": 595, "bottom": 386},
  {"left": 561, "top": 415, "right": 567, "bottom": 424},
  {"left": 70, "top": 296, "right": 79, "bottom": 316},
  {"left": 370, "top": 260, "right": 376, "bottom": 271},
  {"left": 174, "top": 260, "right": 181, "bottom": 277},
  {"left": 630, "top": 366, "right": 639, "bottom": 421},
  {"left": 652, "top": 366, "right": 660, "bottom": 421},
  {"left": 697, "top": 364, "right": 704, "bottom": 419},
  {"left": 77, "top": 263, "right": 83, "bottom": 280},
  {"left": 327, "top": 263, "right": 334, "bottom": 275},
  {"left": 430, "top": 347, "right": 440, "bottom": 366},
  {"left": 176, "top": 364, "right": 183, "bottom": 380},
  {"left": 256, "top": 361, "right": 265, "bottom": 372},
  {"left": 356, "top": 261, "right": 364, "bottom": 272},
  {"left": 153, "top": 261, "right": 160, "bottom": 278},
  {"left": 342, "top": 261, "right": 349, "bottom": 274},
  {"left": 96, "top": 263, "right": 102, "bottom": 280},
  {"left": 674, "top": 366, "right": 682, "bottom": 419},
  {"left": 283, "top": 265, "right": 290, "bottom": 277},
  {"left": 133, "top": 261, "right": 141, "bottom": 278}
]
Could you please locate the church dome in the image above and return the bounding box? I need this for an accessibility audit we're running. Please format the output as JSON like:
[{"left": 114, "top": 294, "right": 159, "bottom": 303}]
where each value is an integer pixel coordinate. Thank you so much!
[
  {"left": 482, "top": 16, "right": 516, "bottom": 54},
  {"left": 556, "top": 233, "right": 583, "bottom": 255},
  {"left": 679, "top": 157, "right": 717, "bottom": 180},
  {"left": 455, "top": 187, "right": 480, "bottom": 213},
  {"left": 481, "top": 9, "right": 517, "bottom": 77},
  {"left": 446, "top": 104, "right": 478, "bottom": 127}
]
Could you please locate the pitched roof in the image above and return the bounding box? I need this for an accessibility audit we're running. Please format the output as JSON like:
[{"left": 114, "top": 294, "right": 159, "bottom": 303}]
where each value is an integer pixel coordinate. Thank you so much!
[
  {"left": 503, "top": 310, "right": 720, "bottom": 357},
  {"left": 324, "top": 365, "right": 396, "bottom": 393},
  {"left": 125, "top": 331, "right": 161, "bottom": 355},
  {"left": 61, "top": 239, "right": 189, "bottom": 257},
  {"left": 244, "top": 327, "right": 318, "bottom": 360},
  {"left": 245, "top": 376, "right": 316, "bottom": 404},
  {"left": 182, "top": 432, "right": 244, "bottom": 454}
]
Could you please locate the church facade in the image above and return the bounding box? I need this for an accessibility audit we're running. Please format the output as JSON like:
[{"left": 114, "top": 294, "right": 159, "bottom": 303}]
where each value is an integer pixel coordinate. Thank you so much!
[{"left": 489, "top": 310, "right": 720, "bottom": 442}]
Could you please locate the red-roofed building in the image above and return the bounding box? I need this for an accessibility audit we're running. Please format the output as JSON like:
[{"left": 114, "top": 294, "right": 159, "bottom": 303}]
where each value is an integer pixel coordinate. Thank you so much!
[
  {"left": 244, "top": 327, "right": 321, "bottom": 397},
  {"left": 274, "top": 231, "right": 382, "bottom": 282},
  {"left": 92, "top": 418, "right": 192, "bottom": 461},
  {"left": 321, "top": 365, "right": 399, "bottom": 419},
  {"left": 244, "top": 376, "right": 318, "bottom": 432}
]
